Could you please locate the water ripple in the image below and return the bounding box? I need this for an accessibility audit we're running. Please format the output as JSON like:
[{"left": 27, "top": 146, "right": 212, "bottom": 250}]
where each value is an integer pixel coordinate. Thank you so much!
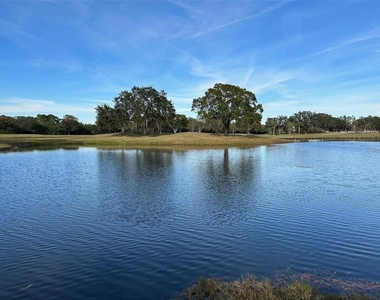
[{"left": 1, "top": 144, "right": 380, "bottom": 299}]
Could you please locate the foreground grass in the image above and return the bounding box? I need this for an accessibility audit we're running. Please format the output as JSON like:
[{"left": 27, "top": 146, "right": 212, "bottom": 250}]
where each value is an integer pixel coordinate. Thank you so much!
[
  {"left": 176, "top": 276, "right": 378, "bottom": 300},
  {"left": 0, "top": 132, "right": 379, "bottom": 152}
]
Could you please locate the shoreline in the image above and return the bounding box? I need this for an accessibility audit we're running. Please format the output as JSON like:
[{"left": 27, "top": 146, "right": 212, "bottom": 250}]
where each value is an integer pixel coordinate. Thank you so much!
[{"left": 1, "top": 132, "right": 380, "bottom": 152}]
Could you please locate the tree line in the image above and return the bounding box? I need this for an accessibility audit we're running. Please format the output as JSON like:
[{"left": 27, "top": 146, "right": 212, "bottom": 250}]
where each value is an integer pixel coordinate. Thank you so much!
[
  {"left": 1, "top": 83, "right": 379, "bottom": 135},
  {"left": 264, "top": 112, "right": 380, "bottom": 135},
  {"left": 0, "top": 114, "right": 96, "bottom": 135}
]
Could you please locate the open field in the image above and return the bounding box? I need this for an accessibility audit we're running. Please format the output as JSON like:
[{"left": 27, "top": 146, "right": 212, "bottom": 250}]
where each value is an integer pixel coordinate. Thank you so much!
[{"left": 0, "top": 132, "right": 379, "bottom": 151}]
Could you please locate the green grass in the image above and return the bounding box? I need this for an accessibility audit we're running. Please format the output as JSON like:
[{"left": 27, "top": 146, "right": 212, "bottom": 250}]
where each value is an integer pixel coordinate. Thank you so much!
[{"left": 176, "top": 276, "right": 378, "bottom": 300}]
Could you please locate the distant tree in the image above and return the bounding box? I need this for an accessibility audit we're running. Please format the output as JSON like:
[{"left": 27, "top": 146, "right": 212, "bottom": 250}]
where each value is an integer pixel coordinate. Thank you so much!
[
  {"left": 313, "top": 113, "right": 334, "bottom": 132},
  {"left": 95, "top": 104, "right": 118, "bottom": 133},
  {"left": 264, "top": 115, "right": 287, "bottom": 135},
  {"left": 167, "top": 114, "right": 188, "bottom": 133},
  {"left": 236, "top": 104, "right": 263, "bottom": 134},
  {"left": 36, "top": 114, "right": 60, "bottom": 134},
  {"left": 289, "top": 111, "right": 316, "bottom": 133},
  {"left": 359, "top": 115, "right": 380, "bottom": 133},
  {"left": 36, "top": 114, "right": 60, "bottom": 126},
  {"left": 265, "top": 117, "right": 278, "bottom": 135},
  {"left": 76, "top": 123, "right": 96, "bottom": 135},
  {"left": 339, "top": 115, "right": 356, "bottom": 132},
  {"left": 0, "top": 114, "right": 94, "bottom": 135},
  {"left": 187, "top": 117, "right": 204, "bottom": 132},
  {"left": 60, "top": 115, "right": 80, "bottom": 135},
  {"left": 191, "top": 83, "right": 262, "bottom": 136},
  {"left": 372, "top": 116, "right": 380, "bottom": 132},
  {"left": 276, "top": 115, "right": 288, "bottom": 134},
  {"left": 13, "top": 116, "right": 37, "bottom": 133},
  {"left": 357, "top": 117, "right": 367, "bottom": 132},
  {"left": 0, "top": 115, "right": 18, "bottom": 133},
  {"left": 285, "top": 121, "right": 294, "bottom": 134},
  {"left": 263, "top": 112, "right": 380, "bottom": 134},
  {"left": 296, "top": 122, "right": 303, "bottom": 134}
]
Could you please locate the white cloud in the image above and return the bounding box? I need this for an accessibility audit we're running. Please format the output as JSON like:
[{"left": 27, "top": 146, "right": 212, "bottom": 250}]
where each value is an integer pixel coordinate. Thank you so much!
[{"left": 0, "top": 98, "right": 94, "bottom": 115}]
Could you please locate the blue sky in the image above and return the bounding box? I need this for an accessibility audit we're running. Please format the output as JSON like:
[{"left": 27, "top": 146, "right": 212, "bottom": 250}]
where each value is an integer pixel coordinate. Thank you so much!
[{"left": 1, "top": 0, "right": 379, "bottom": 124}]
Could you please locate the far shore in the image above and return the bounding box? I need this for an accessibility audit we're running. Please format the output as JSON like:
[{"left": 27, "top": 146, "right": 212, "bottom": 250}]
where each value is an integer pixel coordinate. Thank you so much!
[{"left": 0, "top": 132, "right": 380, "bottom": 152}]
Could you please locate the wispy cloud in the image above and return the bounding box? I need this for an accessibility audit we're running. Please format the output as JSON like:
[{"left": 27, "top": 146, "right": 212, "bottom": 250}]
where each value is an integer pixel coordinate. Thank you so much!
[
  {"left": 168, "top": 0, "right": 202, "bottom": 17},
  {"left": 261, "top": 78, "right": 380, "bottom": 119},
  {"left": 26, "top": 59, "right": 85, "bottom": 73},
  {"left": 311, "top": 31, "right": 380, "bottom": 56},
  {"left": 190, "top": 0, "right": 293, "bottom": 38},
  {"left": 1, "top": 0, "right": 379, "bottom": 124},
  {"left": 187, "top": 57, "right": 221, "bottom": 80},
  {"left": 0, "top": 17, "right": 37, "bottom": 45}
]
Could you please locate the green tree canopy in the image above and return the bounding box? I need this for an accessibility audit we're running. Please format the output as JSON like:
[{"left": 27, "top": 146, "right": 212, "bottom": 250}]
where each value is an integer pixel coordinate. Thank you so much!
[
  {"left": 95, "top": 104, "right": 118, "bottom": 133},
  {"left": 191, "top": 83, "right": 262, "bottom": 136},
  {"left": 96, "top": 86, "right": 179, "bottom": 135},
  {"left": 60, "top": 115, "right": 80, "bottom": 135}
]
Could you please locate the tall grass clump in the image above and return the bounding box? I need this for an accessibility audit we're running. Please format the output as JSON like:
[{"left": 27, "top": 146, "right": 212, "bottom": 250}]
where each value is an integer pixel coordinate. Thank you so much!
[{"left": 176, "top": 276, "right": 377, "bottom": 300}]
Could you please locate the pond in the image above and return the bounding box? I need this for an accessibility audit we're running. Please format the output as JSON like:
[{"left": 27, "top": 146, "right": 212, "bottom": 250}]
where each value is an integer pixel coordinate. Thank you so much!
[{"left": 0, "top": 142, "right": 379, "bottom": 299}]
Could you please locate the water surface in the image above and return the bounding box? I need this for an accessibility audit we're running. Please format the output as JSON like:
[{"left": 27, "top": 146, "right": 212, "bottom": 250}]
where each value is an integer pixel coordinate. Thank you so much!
[{"left": 1, "top": 142, "right": 379, "bottom": 299}]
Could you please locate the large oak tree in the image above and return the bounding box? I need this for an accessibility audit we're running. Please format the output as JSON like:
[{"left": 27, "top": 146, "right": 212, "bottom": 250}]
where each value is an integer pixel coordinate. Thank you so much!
[
  {"left": 98, "top": 86, "right": 177, "bottom": 135},
  {"left": 191, "top": 83, "right": 262, "bottom": 136}
]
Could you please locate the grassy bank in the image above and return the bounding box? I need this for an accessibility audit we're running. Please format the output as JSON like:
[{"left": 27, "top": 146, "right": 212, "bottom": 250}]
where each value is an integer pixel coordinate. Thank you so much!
[
  {"left": 0, "top": 143, "right": 12, "bottom": 149},
  {"left": 277, "top": 132, "right": 380, "bottom": 141},
  {"left": 176, "top": 276, "right": 378, "bottom": 300},
  {"left": 0, "top": 132, "right": 287, "bottom": 151},
  {"left": 0, "top": 132, "right": 379, "bottom": 152}
]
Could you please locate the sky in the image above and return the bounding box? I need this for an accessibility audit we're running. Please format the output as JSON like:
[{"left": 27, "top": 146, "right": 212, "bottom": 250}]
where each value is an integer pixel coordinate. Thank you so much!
[{"left": 0, "top": 0, "right": 379, "bottom": 124}]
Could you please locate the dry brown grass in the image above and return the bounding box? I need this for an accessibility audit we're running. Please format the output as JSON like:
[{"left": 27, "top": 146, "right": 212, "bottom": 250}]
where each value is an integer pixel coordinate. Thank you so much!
[
  {"left": 0, "top": 132, "right": 288, "bottom": 150},
  {"left": 277, "top": 132, "right": 380, "bottom": 141},
  {"left": 1, "top": 132, "right": 379, "bottom": 152},
  {"left": 0, "top": 143, "right": 12, "bottom": 150}
]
